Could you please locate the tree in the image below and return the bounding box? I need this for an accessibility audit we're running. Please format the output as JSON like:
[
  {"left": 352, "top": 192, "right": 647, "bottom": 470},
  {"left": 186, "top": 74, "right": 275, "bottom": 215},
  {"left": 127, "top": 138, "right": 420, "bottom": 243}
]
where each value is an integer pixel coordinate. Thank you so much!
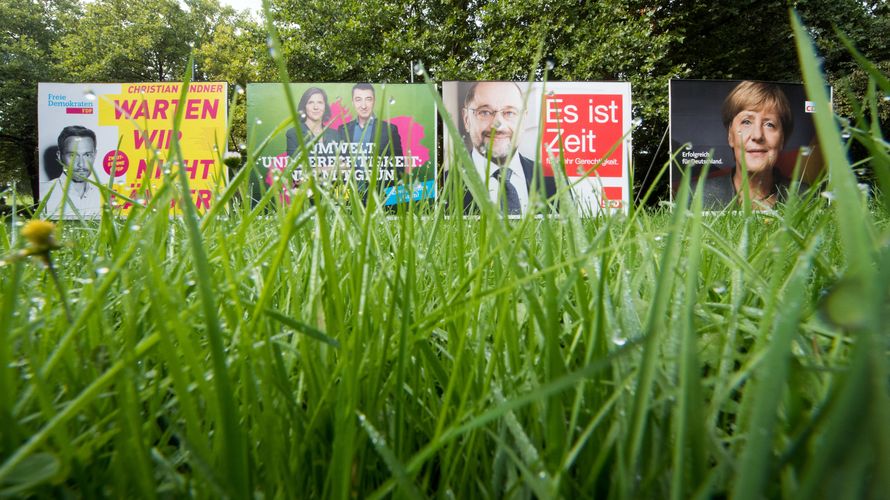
[
  {"left": 270, "top": 0, "right": 480, "bottom": 82},
  {"left": 53, "top": 0, "right": 196, "bottom": 82},
  {"left": 0, "top": 0, "right": 77, "bottom": 197},
  {"left": 197, "top": 12, "right": 276, "bottom": 148}
]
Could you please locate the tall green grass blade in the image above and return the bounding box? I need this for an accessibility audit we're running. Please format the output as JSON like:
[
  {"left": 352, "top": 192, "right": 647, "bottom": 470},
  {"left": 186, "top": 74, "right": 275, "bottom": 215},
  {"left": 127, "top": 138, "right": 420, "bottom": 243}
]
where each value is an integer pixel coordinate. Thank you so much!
[
  {"left": 732, "top": 235, "right": 817, "bottom": 500},
  {"left": 263, "top": 308, "right": 340, "bottom": 348},
  {"left": 168, "top": 58, "right": 249, "bottom": 497},
  {"left": 622, "top": 151, "right": 692, "bottom": 496},
  {"left": 0, "top": 333, "right": 160, "bottom": 484},
  {"left": 671, "top": 165, "right": 708, "bottom": 500},
  {"left": 357, "top": 411, "right": 423, "bottom": 499}
]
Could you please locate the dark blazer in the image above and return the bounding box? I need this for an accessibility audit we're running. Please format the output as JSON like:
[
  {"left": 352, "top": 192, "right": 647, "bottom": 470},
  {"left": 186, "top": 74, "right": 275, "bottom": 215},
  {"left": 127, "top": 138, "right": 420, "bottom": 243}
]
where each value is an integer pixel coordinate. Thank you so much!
[
  {"left": 691, "top": 167, "right": 810, "bottom": 210},
  {"left": 342, "top": 117, "right": 403, "bottom": 158},
  {"left": 286, "top": 124, "right": 343, "bottom": 157},
  {"left": 450, "top": 154, "right": 560, "bottom": 214}
]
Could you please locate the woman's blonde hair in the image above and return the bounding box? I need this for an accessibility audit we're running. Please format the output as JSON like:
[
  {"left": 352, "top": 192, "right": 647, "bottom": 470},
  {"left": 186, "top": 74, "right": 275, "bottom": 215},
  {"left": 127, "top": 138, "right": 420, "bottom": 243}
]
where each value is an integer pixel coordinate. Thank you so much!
[{"left": 722, "top": 81, "right": 793, "bottom": 144}]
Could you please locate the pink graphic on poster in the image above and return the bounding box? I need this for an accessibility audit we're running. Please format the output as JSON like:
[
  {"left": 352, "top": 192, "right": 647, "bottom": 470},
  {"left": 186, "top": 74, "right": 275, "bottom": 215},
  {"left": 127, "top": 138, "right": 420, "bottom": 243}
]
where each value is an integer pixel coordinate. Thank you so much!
[{"left": 389, "top": 116, "right": 430, "bottom": 172}]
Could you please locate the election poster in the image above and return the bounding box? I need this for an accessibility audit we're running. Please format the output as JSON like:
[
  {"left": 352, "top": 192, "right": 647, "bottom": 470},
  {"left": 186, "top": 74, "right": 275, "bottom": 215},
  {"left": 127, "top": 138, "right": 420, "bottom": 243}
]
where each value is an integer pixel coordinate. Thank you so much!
[
  {"left": 669, "top": 79, "right": 825, "bottom": 209},
  {"left": 246, "top": 83, "right": 437, "bottom": 206},
  {"left": 442, "top": 81, "right": 632, "bottom": 216},
  {"left": 38, "top": 82, "right": 228, "bottom": 218}
]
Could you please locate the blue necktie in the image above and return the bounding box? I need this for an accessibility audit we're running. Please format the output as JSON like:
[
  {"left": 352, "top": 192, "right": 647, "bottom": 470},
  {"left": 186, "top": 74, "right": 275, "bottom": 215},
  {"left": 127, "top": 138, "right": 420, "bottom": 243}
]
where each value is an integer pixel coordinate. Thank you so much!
[{"left": 493, "top": 168, "right": 521, "bottom": 215}]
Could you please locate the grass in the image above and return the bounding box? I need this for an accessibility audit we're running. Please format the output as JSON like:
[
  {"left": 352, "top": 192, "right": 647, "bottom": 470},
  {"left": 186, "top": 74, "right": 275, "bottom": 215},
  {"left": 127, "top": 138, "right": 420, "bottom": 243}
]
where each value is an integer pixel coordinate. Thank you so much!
[{"left": 1, "top": 12, "right": 889, "bottom": 499}]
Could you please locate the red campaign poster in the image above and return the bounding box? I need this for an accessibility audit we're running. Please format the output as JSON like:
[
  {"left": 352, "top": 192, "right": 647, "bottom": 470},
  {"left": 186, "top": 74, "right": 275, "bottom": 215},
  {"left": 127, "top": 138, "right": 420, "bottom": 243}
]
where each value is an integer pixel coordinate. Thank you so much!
[{"left": 442, "top": 81, "right": 632, "bottom": 216}]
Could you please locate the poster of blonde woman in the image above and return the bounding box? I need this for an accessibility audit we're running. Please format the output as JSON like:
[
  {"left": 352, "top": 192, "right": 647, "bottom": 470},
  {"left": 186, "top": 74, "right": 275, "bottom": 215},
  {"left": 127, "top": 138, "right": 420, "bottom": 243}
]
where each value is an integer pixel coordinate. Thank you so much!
[{"left": 669, "top": 79, "right": 825, "bottom": 210}]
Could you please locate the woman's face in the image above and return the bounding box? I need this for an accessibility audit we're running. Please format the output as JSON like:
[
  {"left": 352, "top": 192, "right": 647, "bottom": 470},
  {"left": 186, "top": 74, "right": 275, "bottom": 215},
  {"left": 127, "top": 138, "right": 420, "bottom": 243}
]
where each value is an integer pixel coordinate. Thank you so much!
[
  {"left": 304, "top": 93, "right": 326, "bottom": 122},
  {"left": 727, "top": 107, "right": 784, "bottom": 174}
]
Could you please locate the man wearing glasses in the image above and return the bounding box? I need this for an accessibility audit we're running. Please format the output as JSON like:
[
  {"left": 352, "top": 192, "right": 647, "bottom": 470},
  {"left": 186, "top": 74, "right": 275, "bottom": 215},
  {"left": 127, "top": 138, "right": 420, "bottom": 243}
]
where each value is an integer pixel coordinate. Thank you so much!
[
  {"left": 43, "top": 125, "right": 100, "bottom": 216},
  {"left": 461, "top": 82, "right": 555, "bottom": 215}
]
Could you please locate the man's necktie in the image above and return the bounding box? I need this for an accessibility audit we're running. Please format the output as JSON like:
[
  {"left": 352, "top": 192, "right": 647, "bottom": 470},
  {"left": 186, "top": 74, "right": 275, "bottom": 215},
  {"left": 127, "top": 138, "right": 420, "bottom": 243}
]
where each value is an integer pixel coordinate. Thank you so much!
[{"left": 492, "top": 168, "right": 521, "bottom": 215}]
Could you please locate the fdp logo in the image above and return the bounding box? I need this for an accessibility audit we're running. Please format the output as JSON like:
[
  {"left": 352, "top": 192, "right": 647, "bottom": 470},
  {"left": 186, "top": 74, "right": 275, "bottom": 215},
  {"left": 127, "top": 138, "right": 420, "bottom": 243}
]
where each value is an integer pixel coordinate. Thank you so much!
[{"left": 103, "top": 150, "right": 129, "bottom": 176}]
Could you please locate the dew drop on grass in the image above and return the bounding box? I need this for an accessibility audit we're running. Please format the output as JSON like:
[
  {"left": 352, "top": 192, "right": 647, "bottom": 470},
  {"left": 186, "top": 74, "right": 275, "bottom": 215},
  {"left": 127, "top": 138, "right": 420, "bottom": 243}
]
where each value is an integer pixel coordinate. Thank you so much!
[
  {"left": 239, "top": 143, "right": 247, "bottom": 151},
  {"left": 388, "top": 97, "right": 396, "bottom": 105},
  {"left": 96, "top": 267, "right": 110, "bottom": 276},
  {"left": 545, "top": 58, "right": 555, "bottom": 70},
  {"left": 841, "top": 131, "right": 851, "bottom": 140},
  {"left": 632, "top": 117, "right": 643, "bottom": 127},
  {"left": 612, "top": 336, "right": 627, "bottom": 346},
  {"left": 236, "top": 85, "right": 245, "bottom": 95},
  {"left": 800, "top": 146, "right": 812, "bottom": 157},
  {"left": 255, "top": 118, "right": 263, "bottom": 125},
  {"left": 413, "top": 62, "right": 425, "bottom": 76},
  {"left": 712, "top": 282, "right": 727, "bottom": 295}
]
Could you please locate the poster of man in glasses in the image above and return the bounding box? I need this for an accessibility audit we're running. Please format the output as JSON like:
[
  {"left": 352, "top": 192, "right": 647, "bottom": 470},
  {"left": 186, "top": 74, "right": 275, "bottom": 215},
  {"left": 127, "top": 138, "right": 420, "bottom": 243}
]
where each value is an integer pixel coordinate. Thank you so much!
[{"left": 442, "top": 81, "right": 632, "bottom": 216}]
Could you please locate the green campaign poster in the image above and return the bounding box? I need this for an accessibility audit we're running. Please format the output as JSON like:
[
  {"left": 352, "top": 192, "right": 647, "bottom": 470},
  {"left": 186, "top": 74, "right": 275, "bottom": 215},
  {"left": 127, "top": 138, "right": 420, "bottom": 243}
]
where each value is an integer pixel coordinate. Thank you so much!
[{"left": 247, "top": 83, "right": 437, "bottom": 206}]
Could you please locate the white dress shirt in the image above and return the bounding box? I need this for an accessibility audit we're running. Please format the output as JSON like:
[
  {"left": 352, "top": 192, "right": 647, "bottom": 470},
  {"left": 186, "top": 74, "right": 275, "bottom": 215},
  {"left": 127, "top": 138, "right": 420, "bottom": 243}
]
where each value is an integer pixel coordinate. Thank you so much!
[{"left": 472, "top": 149, "right": 529, "bottom": 214}]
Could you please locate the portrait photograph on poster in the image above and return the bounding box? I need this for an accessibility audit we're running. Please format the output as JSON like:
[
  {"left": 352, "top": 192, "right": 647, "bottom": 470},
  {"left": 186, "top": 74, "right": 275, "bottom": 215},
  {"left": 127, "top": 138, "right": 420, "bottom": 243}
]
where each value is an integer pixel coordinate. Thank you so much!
[
  {"left": 441, "top": 81, "right": 632, "bottom": 217},
  {"left": 38, "top": 82, "right": 228, "bottom": 219},
  {"left": 669, "top": 79, "right": 825, "bottom": 210},
  {"left": 246, "top": 83, "right": 437, "bottom": 207}
]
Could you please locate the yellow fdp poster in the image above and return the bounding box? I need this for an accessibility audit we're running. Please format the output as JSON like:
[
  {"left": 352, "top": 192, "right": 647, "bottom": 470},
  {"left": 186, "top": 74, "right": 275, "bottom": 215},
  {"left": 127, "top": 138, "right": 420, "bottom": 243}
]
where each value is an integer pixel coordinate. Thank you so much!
[{"left": 38, "top": 82, "right": 228, "bottom": 218}]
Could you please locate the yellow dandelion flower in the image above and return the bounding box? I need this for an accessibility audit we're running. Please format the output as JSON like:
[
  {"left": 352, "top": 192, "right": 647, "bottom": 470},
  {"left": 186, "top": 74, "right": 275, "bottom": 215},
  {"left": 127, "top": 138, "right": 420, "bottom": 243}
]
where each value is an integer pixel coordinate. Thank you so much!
[
  {"left": 18, "top": 219, "right": 71, "bottom": 320},
  {"left": 21, "top": 220, "right": 60, "bottom": 256}
]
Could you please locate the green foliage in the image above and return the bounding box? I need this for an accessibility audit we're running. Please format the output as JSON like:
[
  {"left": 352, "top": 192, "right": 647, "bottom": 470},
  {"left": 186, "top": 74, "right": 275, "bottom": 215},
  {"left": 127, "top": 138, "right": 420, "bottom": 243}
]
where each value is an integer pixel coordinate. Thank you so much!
[
  {"left": 196, "top": 9, "right": 274, "bottom": 149},
  {"left": 270, "top": 0, "right": 479, "bottom": 81},
  {"left": 0, "top": 0, "right": 77, "bottom": 195},
  {"left": 54, "top": 0, "right": 218, "bottom": 82}
]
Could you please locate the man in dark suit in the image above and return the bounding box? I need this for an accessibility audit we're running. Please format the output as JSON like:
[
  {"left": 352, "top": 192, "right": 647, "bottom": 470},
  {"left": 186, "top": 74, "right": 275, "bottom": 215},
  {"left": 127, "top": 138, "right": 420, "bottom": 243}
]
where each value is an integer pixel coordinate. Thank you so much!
[
  {"left": 341, "top": 83, "right": 404, "bottom": 202},
  {"left": 456, "top": 81, "right": 557, "bottom": 215},
  {"left": 342, "top": 83, "right": 403, "bottom": 163}
]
